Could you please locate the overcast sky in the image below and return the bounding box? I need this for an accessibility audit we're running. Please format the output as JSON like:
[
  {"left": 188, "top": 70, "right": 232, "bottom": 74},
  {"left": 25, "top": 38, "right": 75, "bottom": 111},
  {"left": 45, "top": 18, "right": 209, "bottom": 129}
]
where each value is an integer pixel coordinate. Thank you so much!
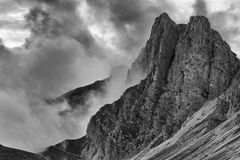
[{"left": 0, "top": 0, "right": 239, "bottom": 55}]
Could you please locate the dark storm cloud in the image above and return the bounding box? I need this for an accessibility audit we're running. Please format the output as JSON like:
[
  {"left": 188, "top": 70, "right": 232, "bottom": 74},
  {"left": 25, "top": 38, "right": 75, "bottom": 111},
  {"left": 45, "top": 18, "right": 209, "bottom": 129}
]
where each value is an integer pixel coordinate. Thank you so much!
[
  {"left": 16, "top": 0, "right": 94, "bottom": 47},
  {"left": 24, "top": 7, "right": 62, "bottom": 37},
  {"left": 87, "top": 0, "right": 173, "bottom": 54},
  {"left": 193, "top": 0, "right": 208, "bottom": 16}
]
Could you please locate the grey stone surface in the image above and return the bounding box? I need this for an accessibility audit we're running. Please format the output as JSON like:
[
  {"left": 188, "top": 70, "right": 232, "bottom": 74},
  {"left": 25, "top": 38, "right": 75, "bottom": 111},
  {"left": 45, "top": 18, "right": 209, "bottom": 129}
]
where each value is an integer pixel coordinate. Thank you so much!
[{"left": 131, "top": 70, "right": 240, "bottom": 160}]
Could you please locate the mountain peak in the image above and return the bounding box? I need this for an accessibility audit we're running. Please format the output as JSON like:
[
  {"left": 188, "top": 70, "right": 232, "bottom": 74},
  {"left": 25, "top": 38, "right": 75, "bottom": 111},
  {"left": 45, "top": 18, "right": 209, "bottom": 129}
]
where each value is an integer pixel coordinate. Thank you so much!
[
  {"left": 151, "top": 12, "right": 176, "bottom": 36},
  {"left": 43, "top": 13, "right": 240, "bottom": 160},
  {"left": 158, "top": 12, "right": 170, "bottom": 20},
  {"left": 188, "top": 15, "right": 211, "bottom": 33},
  {"left": 190, "top": 15, "right": 210, "bottom": 23},
  {"left": 127, "top": 12, "right": 179, "bottom": 82}
]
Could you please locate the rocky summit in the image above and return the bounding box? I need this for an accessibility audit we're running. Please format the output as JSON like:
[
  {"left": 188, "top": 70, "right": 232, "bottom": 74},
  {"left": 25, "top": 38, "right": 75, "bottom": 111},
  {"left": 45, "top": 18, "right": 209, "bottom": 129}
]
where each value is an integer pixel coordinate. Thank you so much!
[
  {"left": 3, "top": 12, "right": 240, "bottom": 160},
  {"left": 42, "top": 12, "right": 240, "bottom": 160}
]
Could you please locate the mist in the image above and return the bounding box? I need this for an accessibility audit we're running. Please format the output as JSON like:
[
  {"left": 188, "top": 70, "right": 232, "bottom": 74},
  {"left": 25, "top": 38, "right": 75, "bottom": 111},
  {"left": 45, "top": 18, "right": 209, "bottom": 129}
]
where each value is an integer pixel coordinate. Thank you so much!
[
  {"left": 1, "top": 0, "right": 240, "bottom": 154},
  {"left": 0, "top": 0, "right": 132, "bottom": 153},
  {"left": 0, "top": 35, "right": 131, "bottom": 152}
]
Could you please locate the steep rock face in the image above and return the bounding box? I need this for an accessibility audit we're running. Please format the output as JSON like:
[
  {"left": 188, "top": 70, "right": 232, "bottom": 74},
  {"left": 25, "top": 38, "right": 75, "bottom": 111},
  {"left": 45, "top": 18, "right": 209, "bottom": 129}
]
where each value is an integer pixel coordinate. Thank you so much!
[
  {"left": 0, "top": 145, "right": 46, "bottom": 160},
  {"left": 43, "top": 13, "right": 240, "bottom": 160},
  {"left": 84, "top": 14, "right": 239, "bottom": 160},
  {"left": 131, "top": 71, "right": 240, "bottom": 160},
  {"left": 154, "top": 15, "right": 239, "bottom": 133},
  {"left": 127, "top": 13, "right": 184, "bottom": 82}
]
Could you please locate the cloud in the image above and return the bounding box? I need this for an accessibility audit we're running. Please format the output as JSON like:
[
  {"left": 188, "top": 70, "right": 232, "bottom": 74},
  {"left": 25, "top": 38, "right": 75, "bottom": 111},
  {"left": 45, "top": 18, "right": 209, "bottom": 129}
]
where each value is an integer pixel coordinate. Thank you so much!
[
  {"left": 0, "top": 39, "right": 130, "bottom": 152},
  {"left": 192, "top": 0, "right": 240, "bottom": 53},
  {"left": 22, "top": 1, "right": 94, "bottom": 46},
  {"left": 12, "top": 0, "right": 136, "bottom": 97},
  {"left": 32, "top": 0, "right": 79, "bottom": 11},
  {"left": 210, "top": 10, "right": 239, "bottom": 40},
  {"left": 0, "top": 19, "right": 25, "bottom": 30},
  {"left": 0, "top": 0, "right": 29, "bottom": 47},
  {"left": 0, "top": 0, "right": 24, "bottom": 14},
  {"left": 193, "top": 0, "right": 208, "bottom": 16},
  {"left": 86, "top": 0, "right": 173, "bottom": 56},
  {"left": 24, "top": 7, "right": 61, "bottom": 37},
  {"left": 0, "top": 0, "right": 133, "bottom": 153},
  {"left": 1, "top": 0, "right": 240, "bottom": 154},
  {"left": 0, "top": 89, "right": 82, "bottom": 152}
]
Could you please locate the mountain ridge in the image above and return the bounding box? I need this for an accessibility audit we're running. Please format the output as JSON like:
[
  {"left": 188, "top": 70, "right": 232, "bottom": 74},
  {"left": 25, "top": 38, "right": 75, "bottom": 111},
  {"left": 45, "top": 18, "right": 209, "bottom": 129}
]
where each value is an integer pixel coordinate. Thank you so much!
[
  {"left": 1, "top": 12, "right": 240, "bottom": 160},
  {"left": 131, "top": 69, "right": 240, "bottom": 160},
  {"left": 42, "top": 12, "right": 240, "bottom": 160}
]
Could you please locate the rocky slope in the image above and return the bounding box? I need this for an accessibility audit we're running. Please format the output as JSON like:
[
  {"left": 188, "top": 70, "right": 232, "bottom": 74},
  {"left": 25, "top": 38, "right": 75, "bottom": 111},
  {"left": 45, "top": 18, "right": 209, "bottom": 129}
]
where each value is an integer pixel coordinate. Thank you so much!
[
  {"left": 131, "top": 70, "right": 240, "bottom": 160},
  {"left": 0, "top": 145, "right": 46, "bottom": 160},
  {"left": 43, "top": 13, "right": 240, "bottom": 160}
]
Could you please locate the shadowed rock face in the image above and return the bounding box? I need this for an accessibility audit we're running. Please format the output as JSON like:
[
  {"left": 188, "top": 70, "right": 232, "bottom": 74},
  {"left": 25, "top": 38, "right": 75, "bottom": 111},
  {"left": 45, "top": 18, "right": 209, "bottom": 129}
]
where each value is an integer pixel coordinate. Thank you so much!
[
  {"left": 0, "top": 145, "right": 46, "bottom": 160},
  {"left": 127, "top": 13, "right": 183, "bottom": 82},
  {"left": 43, "top": 13, "right": 240, "bottom": 160}
]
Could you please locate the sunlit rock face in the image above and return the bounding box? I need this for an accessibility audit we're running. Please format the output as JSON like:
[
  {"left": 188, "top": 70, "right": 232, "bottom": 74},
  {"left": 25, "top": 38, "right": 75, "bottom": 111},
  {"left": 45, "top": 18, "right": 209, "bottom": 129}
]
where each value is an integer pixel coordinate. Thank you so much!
[{"left": 43, "top": 13, "right": 240, "bottom": 160}]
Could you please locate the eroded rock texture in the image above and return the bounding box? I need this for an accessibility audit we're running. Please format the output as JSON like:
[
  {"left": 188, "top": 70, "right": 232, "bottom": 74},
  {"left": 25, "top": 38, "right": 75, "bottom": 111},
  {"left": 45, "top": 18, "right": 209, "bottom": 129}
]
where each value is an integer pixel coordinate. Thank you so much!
[
  {"left": 43, "top": 13, "right": 240, "bottom": 160},
  {"left": 131, "top": 71, "right": 240, "bottom": 160}
]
